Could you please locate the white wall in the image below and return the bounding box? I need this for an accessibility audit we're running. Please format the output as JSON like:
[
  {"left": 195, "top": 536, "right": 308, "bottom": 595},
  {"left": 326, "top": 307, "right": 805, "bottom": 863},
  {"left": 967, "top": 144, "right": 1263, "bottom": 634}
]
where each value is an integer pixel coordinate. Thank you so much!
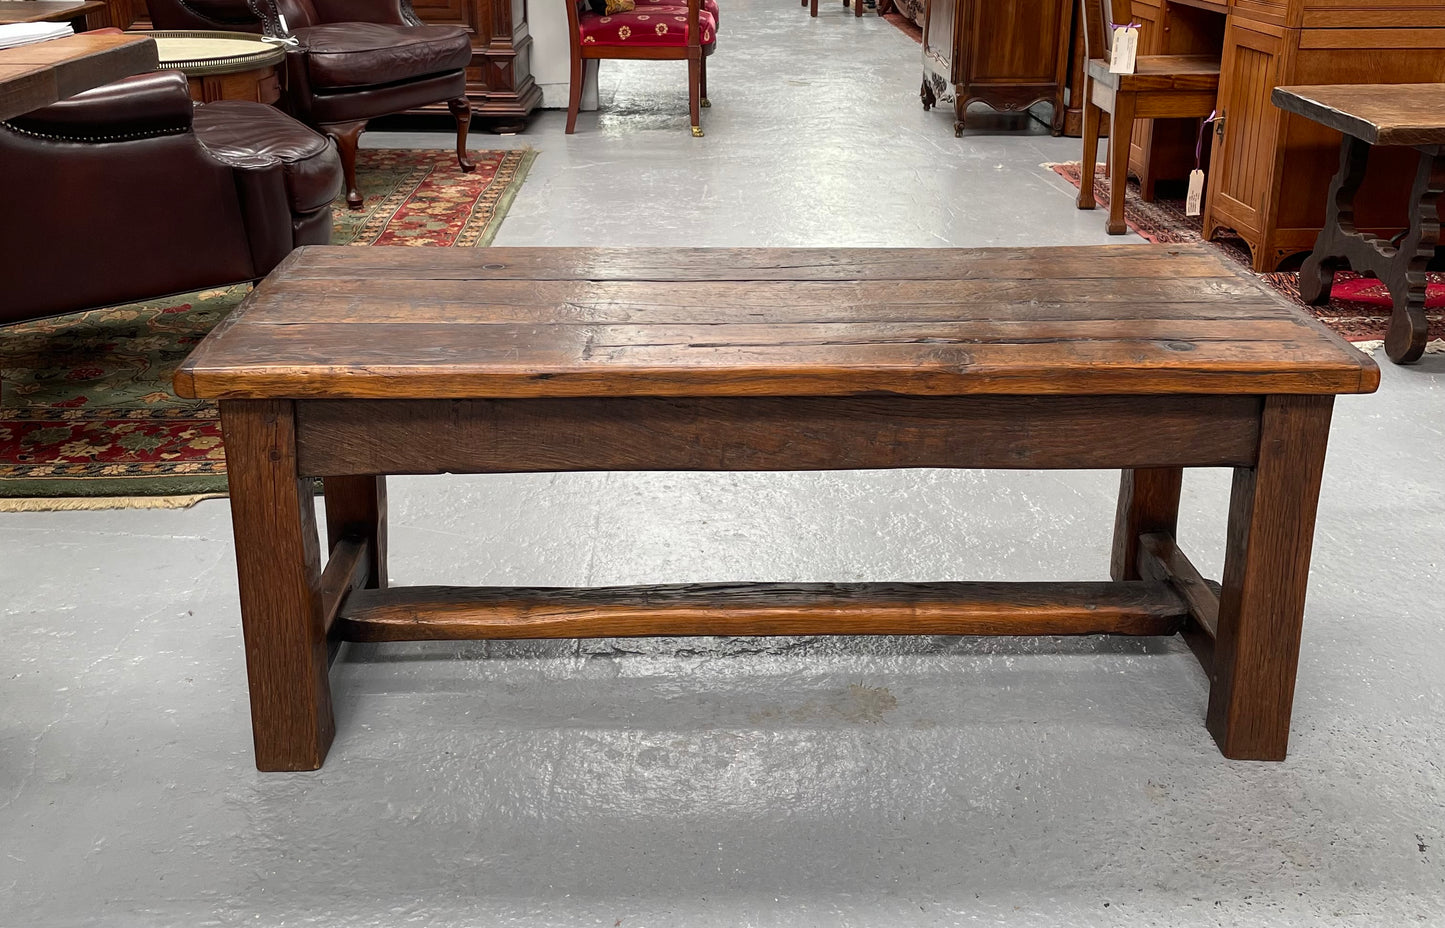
[{"left": 530, "top": 1, "right": 598, "bottom": 110}]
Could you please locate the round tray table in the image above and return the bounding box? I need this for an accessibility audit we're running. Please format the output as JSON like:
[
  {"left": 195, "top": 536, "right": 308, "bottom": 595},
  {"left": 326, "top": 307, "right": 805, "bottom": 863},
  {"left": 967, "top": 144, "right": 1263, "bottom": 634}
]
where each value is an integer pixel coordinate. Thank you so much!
[{"left": 140, "top": 29, "right": 286, "bottom": 104}]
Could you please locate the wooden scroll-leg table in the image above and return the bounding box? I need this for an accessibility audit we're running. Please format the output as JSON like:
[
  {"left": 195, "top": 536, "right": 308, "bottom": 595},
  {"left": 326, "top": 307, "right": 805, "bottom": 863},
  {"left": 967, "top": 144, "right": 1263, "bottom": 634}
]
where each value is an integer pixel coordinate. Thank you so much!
[
  {"left": 174, "top": 244, "right": 1379, "bottom": 771},
  {"left": 1273, "top": 84, "right": 1445, "bottom": 364}
]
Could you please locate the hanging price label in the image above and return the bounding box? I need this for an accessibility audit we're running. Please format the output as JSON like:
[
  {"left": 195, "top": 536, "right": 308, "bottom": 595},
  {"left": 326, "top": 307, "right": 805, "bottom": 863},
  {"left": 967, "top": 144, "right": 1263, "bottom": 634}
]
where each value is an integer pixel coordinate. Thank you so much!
[
  {"left": 1186, "top": 169, "right": 1205, "bottom": 216},
  {"left": 1110, "top": 25, "right": 1138, "bottom": 74}
]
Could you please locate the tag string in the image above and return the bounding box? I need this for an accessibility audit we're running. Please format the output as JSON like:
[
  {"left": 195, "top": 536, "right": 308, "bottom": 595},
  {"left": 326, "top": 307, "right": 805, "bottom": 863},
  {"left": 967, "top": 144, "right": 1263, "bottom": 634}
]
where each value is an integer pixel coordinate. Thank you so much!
[{"left": 1196, "top": 110, "right": 1219, "bottom": 170}]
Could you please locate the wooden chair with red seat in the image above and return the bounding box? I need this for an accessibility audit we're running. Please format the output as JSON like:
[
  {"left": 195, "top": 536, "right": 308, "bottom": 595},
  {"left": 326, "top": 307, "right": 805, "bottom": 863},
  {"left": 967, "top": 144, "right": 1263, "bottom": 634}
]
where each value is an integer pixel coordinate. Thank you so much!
[
  {"left": 1076, "top": 0, "right": 1220, "bottom": 234},
  {"left": 565, "top": 0, "right": 718, "bottom": 137}
]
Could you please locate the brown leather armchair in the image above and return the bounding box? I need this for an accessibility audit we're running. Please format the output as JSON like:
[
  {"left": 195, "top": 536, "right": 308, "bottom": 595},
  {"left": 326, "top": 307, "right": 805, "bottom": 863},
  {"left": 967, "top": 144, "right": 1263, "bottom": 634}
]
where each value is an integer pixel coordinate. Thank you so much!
[
  {"left": 145, "top": 0, "right": 264, "bottom": 30},
  {"left": 244, "top": 0, "right": 476, "bottom": 209},
  {"left": 0, "top": 71, "right": 341, "bottom": 326}
]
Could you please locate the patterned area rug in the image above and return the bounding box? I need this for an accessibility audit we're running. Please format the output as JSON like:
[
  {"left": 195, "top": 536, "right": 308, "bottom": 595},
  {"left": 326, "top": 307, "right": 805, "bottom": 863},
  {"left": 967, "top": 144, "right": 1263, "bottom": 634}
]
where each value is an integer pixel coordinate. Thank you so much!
[
  {"left": 0, "top": 147, "right": 535, "bottom": 509},
  {"left": 1051, "top": 161, "right": 1445, "bottom": 346}
]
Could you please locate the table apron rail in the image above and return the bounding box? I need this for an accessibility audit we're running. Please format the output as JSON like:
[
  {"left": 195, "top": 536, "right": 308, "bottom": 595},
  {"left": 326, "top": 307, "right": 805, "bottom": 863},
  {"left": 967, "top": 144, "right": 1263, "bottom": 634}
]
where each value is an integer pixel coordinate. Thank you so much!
[{"left": 288, "top": 394, "right": 1265, "bottom": 476}]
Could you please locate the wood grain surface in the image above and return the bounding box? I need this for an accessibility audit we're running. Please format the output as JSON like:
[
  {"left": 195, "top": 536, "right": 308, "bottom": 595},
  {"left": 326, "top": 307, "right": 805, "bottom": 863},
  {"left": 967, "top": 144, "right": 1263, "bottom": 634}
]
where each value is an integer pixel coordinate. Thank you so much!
[
  {"left": 174, "top": 245, "right": 1379, "bottom": 400},
  {"left": 1208, "top": 394, "right": 1335, "bottom": 761},
  {"left": 335, "top": 581, "right": 1191, "bottom": 641},
  {"left": 0, "top": 33, "right": 155, "bottom": 120},
  {"left": 292, "top": 395, "right": 1263, "bottom": 476},
  {"left": 1273, "top": 83, "right": 1445, "bottom": 147}
]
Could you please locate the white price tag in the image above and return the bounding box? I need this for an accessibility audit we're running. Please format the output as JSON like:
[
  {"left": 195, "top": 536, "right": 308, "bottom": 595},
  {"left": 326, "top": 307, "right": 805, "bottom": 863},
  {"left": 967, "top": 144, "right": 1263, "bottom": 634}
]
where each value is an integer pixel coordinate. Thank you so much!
[
  {"left": 1186, "top": 168, "right": 1205, "bottom": 217},
  {"left": 1109, "top": 26, "right": 1138, "bottom": 75},
  {"left": 277, "top": 12, "right": 290, "bottom": 33}
]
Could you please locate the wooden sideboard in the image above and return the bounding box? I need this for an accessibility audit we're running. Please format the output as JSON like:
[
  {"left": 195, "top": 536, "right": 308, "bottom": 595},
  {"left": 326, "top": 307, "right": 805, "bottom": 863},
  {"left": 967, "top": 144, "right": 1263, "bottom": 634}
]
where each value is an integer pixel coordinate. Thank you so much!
[
  {"left": 920, "top": 0, "right": 1074, "bottom": 136},
  {"left": 101, "top": 0, "right": 541, "bottom": 129},
  {"left": 1068, "top": 0, "right": 1445, "bottom": 271},
  {"left": 1205, "top": 1, "right": 1445, "bottom": 270}
]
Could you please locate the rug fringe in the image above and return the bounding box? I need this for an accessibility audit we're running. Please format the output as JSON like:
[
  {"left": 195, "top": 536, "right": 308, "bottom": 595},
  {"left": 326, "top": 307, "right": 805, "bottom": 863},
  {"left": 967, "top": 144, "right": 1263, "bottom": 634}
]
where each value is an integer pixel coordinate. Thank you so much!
[{"left": 0, "top": 493, "right": 225, "bottom": 512}]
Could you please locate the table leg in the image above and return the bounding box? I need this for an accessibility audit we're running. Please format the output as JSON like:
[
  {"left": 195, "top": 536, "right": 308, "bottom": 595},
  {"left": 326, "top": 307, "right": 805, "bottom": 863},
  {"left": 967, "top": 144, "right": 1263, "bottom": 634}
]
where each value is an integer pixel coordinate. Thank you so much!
[
  {"left": 1111, "top": 467, "right": 1182, "bottom": 581},
  {"left": 1208, "top": 395, "right": 1333, "bottom": 761},
  {"left": 220, "top": 400, "right": 335, "bottom": 771},
  {"left": 1299, "top": 135, "right": 1369, "bottom": 308},
  {"left": 323, "top": 475, "right": 388, "bottom": 590},
  {"left": 1301, "top": 137, "right": 1443, "bottom": 365},
  {"left": 1383, "top": 147, "right": 1444, "bottom": 365}
]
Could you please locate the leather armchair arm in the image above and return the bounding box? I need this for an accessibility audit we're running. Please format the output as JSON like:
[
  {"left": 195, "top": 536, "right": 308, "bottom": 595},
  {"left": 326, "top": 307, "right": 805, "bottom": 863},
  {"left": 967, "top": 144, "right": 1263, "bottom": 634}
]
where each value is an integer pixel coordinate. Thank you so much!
[
  {"left": 5, "top": 72, "right": 195, "bottom": 141},
  {"left": 307, "top": 0, "right": 421, "bottom": 25}
]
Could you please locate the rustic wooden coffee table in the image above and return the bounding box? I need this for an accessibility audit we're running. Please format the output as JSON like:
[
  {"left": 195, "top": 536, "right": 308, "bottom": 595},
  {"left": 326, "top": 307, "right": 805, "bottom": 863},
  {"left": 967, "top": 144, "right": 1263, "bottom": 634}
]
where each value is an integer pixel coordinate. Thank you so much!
[{"left": 175, "top": 244, "right": 1379, "bottom": 771}]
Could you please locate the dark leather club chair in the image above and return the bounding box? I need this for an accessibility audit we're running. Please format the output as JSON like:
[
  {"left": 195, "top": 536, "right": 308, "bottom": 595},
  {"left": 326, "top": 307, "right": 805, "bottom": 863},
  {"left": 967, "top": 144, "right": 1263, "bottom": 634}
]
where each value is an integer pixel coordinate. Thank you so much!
[
  {"left": 244, "top": 0, "right": 476, "bottom": 208},
  {"left": 0, "top": 71, "right": 341, "bottom": 326}
]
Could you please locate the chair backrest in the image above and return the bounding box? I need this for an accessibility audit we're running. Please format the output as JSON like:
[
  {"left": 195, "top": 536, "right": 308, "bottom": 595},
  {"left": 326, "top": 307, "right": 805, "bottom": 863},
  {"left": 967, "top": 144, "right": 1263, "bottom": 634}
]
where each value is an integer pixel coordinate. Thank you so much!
[
  {"left": 563, "top": 0, "right": 704, "bottom": 50},
  {"left": 248, "top": 0, "right": 321, "bottom": 33},
  {"left": 145, "top": 0, "right": 263, "bottom": 32},
  {"left": 1079, "top": 0, "right": 1132, "bottom": 62}
]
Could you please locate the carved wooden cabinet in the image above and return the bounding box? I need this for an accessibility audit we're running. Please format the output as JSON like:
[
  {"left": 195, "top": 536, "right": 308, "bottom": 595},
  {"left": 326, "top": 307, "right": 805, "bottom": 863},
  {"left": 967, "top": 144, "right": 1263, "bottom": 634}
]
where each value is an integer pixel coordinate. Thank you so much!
[
  {"left": 919, "top": 0, "right": 1074, "bottom": 136},
  {"left": 1203, "top": 0, "right": 1445, "bottom": 270},
  {"left": 409, "top": 0, "right": 541, "bottom": 128}
]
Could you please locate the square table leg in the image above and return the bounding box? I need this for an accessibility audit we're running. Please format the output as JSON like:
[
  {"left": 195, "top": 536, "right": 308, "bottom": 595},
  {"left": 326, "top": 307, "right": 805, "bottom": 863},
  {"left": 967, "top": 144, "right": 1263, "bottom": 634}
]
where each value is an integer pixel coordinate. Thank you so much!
[
  {"left": 220, "top": 399, "right": 335, "bottom": 771},
  {"left": 1208, "top": 395, "right": 1334, "bottom": 760},
  {"left": 323, "top": 475, "right": 388, "bottom": 590},
  {"left": 1111, "top": 467, "right": 1184, "bottom": 581}
]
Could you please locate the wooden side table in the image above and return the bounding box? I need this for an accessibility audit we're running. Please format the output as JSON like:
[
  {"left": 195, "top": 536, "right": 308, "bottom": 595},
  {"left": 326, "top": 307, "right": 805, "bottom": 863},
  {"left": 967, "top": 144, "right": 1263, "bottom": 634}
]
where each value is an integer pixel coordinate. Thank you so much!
[
  {"left": 0, "top": 1, "right": 110, "bottom": 30},
  {"left": 1273, "top": 84, "right": 1445, "bottom": 364},
  {"left": 144, "top": 29, "right": 284, "bottom": 104}
]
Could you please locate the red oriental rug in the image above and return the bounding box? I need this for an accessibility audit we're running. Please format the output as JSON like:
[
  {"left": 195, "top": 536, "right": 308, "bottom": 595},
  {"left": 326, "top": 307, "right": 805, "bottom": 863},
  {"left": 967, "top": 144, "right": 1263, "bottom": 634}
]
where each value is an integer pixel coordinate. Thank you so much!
[
  {"left": 1051, "top": 161, "right": 1445, "bottom": 346},
  {"left": 0, "top": 147, "right": 534, "bottom": 509}
]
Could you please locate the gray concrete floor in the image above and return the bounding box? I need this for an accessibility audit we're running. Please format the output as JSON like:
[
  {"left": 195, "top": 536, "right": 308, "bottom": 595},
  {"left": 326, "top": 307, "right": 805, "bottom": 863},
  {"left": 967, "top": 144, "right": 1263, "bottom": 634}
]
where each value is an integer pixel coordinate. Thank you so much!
[{"left": 4, "top": 2, "right": 1445, "bottom": 926}]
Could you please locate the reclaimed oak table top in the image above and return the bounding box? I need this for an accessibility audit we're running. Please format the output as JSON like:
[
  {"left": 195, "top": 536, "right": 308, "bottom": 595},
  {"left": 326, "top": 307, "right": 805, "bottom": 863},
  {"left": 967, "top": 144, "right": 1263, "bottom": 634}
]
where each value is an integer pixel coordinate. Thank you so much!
[
  {"left": 1273, "top": 84, "right": 1445, "bottom": 147},
  {"left": 176, "top": 243, "right": 1378, "bottom": 399},
  {"left": 0, "top": 32, "right": 155, "bottom": 120},
  {"left": 175, "top": 244, "right": 1379, "bottom": 772}
]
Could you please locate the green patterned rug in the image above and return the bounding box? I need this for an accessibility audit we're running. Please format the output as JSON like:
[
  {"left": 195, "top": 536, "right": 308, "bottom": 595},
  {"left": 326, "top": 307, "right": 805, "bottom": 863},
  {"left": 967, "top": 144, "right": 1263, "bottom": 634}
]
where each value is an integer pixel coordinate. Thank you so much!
[{"left": 0, "top": 147, "right": 534, "bottom": 509}]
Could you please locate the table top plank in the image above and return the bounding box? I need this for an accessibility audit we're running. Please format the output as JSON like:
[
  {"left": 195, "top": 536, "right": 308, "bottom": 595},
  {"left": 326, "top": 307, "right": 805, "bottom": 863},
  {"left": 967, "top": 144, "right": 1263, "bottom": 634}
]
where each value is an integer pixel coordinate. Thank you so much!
[
  {"left": 175, "top": 245, "right": 1380, "bottom": 400},
  {"left": 0, "top": 33, "right": 156, "bottom": 119},
  {"left": 1273, "top": 84, "right": 1445, "bottom": 147},
  {"left": 277, "top": 244, "right": 1240, "bottom": 281}
]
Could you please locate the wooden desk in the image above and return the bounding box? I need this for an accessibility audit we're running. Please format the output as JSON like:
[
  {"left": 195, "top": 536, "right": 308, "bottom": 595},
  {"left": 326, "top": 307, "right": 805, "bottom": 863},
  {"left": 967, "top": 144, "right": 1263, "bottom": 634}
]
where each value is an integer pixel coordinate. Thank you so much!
[
  {"left": 0, "top": 32, "right": 156, "bottom": 120},
  {"left": 1275, "top": 83, "right": 1445, "bottom": 364},
  {"left": 175, "top": 243, "right": 1378, "bottom": 771},
  {"left": 0, "top": 1, "right": 108, "bottom": 28}
]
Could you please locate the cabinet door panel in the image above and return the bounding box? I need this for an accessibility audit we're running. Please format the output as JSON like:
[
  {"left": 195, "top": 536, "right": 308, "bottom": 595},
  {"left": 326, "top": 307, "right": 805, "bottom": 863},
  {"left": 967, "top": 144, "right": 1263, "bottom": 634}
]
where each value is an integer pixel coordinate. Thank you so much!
[
  {"left": 1212, "top": 23, "right": 1283, "bottom": 225},
  {"left": 969, "top": 0, "right": 1067, "bottom": 85}
]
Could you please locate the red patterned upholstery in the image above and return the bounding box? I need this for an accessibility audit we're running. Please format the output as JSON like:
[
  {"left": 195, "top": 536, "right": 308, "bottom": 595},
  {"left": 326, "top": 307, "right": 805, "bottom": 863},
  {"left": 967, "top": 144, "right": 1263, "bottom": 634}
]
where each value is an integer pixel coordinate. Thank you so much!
[{"left": 579, "top": 4, "right": 717, "bottom": 47}]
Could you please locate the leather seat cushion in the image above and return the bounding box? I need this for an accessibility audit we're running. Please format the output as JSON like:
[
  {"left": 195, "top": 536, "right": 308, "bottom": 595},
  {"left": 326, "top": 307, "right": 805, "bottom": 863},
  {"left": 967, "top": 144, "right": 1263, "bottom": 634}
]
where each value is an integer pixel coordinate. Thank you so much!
[
  {"left": 294, "top": 22, "right": 473, "bottom": 89},
  {"left": 579, "top": 5, "right": 716, "bottom": 47},
  {"left": 635, "top": 0, "right": 719, "bottom": 24},
  {"left": 193, "top": 101, "right": 342, "bottom": 213}
]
